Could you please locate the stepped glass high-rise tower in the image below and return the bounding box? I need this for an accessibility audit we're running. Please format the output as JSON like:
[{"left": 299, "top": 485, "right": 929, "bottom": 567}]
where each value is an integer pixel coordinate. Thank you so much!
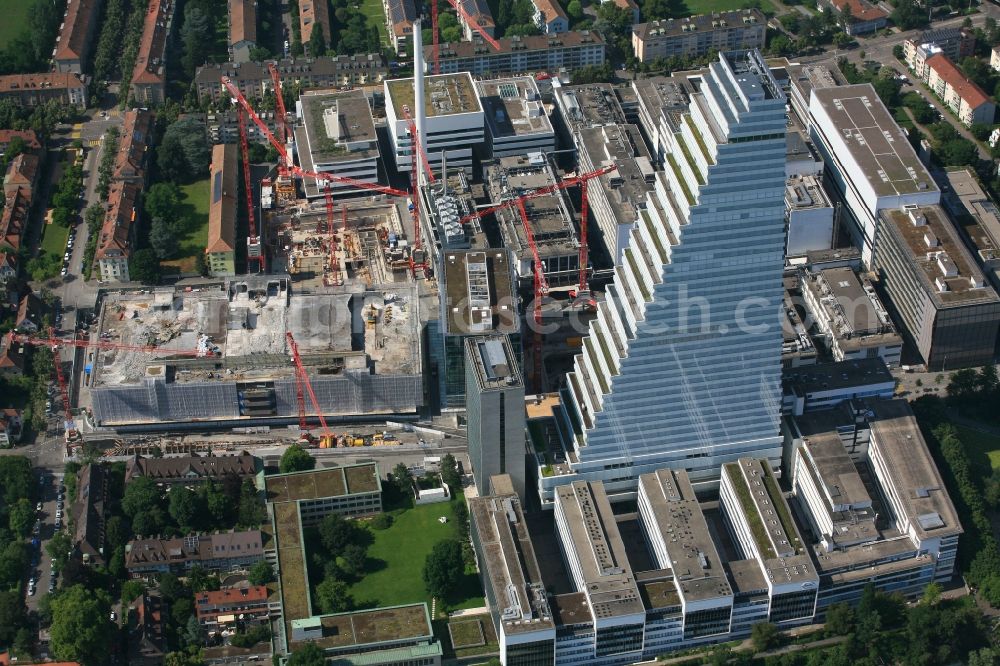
[{"left": 543, "top": 50, "right": 788, "bottom": 504}]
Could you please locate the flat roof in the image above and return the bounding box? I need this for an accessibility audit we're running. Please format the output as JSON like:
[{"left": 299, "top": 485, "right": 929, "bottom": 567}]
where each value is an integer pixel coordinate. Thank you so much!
[
  {"left": 786, "top": 174, "right": 831, "bottom": 211},
  {"left": 555, "top": 83, "right": 628, "bottom": 129},
  {"left": 469, "top": 492, "right": 554, "bottom": 634},
  {"left": 867, "top": 400, "right": 962, "bottom": 540},
  {"left": 639, "top": 469, "right": 733, "bottom": 602},
  {"left": 879, "top": 204, "right": 1000, "bottom": 307},
  {"left": 631, "top": 76, "right": 690, "bottom": 129},
  {"left": 579, "top": 124, "right": 654, "bottom": 229},
  {"left": 555, "top": 481, "right": 645, "bottom": 620},
  {"left": 299, "top": 90, "right": 379, "bottom": 163},
  {"left": 487, "top": 155, "right": 579, "bottom": 261},
  {"left": 944, "top": 168, "right": 1000, "bottom": 285},
  {"left": 442, "top": 250, "right": 518, "bottom": 335},
  {"left": 467, "top": 336, "right": 522, "bottom": 392},
  {"left": 476, "top": 77, "right": 553, "bottom": 139},
  {"left": 783, "top": 357, "right": 894, "bottom": 395},
  {"left": 803, "top": 266, "right": 900, "bottom": 348},
  {"left": 385, "top": 73, "right": 482, "bottom": 119},
  {"left": 265, "top": 463, "right": 381, "bottom": 503},
  {"left": 812, "top": 84, "right": 935, "bottom": 198},
  {"left": 288, "top": 604, "right": 433, "bottom": 651},
  {"left": 725, "top": 459, "right": 818, "bottom": 587}
]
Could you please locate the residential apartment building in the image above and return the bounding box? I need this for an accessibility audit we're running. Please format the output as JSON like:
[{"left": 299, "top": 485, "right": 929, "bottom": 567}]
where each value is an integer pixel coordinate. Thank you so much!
[
  {"left": 819, "top": 0, "right": 888, "bottom": 35},
  {"left": 295, "top": 89, "right": 382, "bottom": 198},
  {"left": 195, "top": 585, "right": 271, "bottom": 626},
  {"left": 631, "top": 9, "right": 765, "bottom": 63},
  {"left": 130, "top": 0, "right": 175, "bottom": 105},
  {"left": 0, "top": 72, "right": 88, "bottom": 107},
  {"left": 531, "top": 0, "right": 569, "bottom": 34},
  {"left": 125, "top": 452, "right": 260, "bottom": 485},
  {"left": 125, "top": 530, "right": 265, "bottom": 577},
  {"left": 114, "top": 110, "right": 154, "bottom": 185},
  {"left": 466, "top": 336, "right": 526, "bottom": 500},
  {"left": 71, "top": 464, "right": 110, "bottom": 566},
  {"left": 228, "top": 0, "right": 257, "bottom": 63},
  {"left": 0, "top": 188, "right": 29, "bottom": 253},
  {"left": 53, "top": 0, "right": 106, "bottom": 73},
  {"left": 903, "top": 27, "right": 975, "bottom": 72},
  {"left": 195, "top": 55, "right": 389, "bottom": 104},
  {"left": 128, "top": 592, "right": 168, "bottom": 665},
  {"left": 95, "top": 181, "right": 140, "bottom": 282},
  {"left": 809, "top": 84, "right": 940, "bottom": 266},
  {"left": 432, "top": 31, "right": 605, "bottom": 77},
  {"left": 385, "top": 0, "right": 417, "bottom": 55},
  {"left": 542, "top": 51, "right": 788, "bottom": 504},
  {"left": 924, "top": 53, "right": 995, "bottom": 126},
  {"left": 206, "top": 143, "right": 238, "bottom": 277},
  {"left": 475, "top": 76, "right": 555, "bottom": 158},
  {"left": 800, "top": 265, "right": 903, "bottom": 366},
  {"left": 873, "top": 204, "right": 1000, "bottom": 370},
  {"left": 299, "top": 0, "right": 331, "bottom": 51},
  {"left": 3, "top": 153, "right": 40, "bottom": 198},
  {"left": 264, "top": 463, "right": 383, "bottom": 526},
  {"left": 456, "top": 0, "right": 495, "bottom": 40},
  {"left": 385, "top": 73, "right": 484, "bottom": 174}
]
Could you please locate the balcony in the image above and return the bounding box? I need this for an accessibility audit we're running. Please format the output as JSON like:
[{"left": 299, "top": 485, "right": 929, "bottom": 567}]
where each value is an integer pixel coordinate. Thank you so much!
[
  {"left": 665, "top": 153, "right": 695, "bottom": 206},
  {"left": 685, "top": 114, "right": 715, "bottom": 165},
  {"left": 678, "top": 135, "right": 705, "bottom": 186}
]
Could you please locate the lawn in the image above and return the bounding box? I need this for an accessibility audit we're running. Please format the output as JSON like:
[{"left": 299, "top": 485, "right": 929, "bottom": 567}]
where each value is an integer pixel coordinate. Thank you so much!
[
  {"left": 359, "top": 0, "right": 390, "bottom": 48},
  {"left": 160, "top": 179, "right": 210, "bottom": 274},
  {"left": 40, "top": 218, "right": 69, "bottom": 257},
  {"left": 347, "top": 492, "right": 484, "bottom": 614},
  {"left": 956, "top": 425, "right": 1000, "bottom": 472},
  {"left": 0, "top": 0, "right": 31, "bottom": 49},
  {"left": 680, "top": 0, "right": 774, "bottom": 15}
]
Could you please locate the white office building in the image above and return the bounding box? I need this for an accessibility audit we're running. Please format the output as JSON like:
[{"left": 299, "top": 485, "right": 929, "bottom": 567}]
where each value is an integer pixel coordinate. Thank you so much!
[
  {"left": 384, "top": 72, "right": 485, "bottom": 175},
  {"left": 545, "top": 50, "right": 788, "bottom": 503},
  {"left": 808, "top": 84, "right": 940, "bottom": 266}
]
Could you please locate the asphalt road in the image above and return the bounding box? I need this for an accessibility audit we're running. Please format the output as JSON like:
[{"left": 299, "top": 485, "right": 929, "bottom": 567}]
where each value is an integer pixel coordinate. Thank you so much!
[{"left": 24, "top": 471, "right": 66, "bottom": 613}]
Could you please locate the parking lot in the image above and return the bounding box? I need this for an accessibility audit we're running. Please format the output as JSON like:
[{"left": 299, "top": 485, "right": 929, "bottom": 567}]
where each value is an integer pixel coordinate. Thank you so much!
[{"left": 25, "top": 471, "right": 66, "bottom": 612}]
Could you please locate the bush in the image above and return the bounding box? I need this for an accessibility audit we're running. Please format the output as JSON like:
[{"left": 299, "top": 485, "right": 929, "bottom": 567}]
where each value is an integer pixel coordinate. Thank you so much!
[{"left": 370, "top": 513, "right": 393, "bottom": 530}]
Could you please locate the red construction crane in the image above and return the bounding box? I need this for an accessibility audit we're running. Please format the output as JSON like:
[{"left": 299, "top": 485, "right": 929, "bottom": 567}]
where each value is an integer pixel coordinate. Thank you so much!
[
  {"left": 286, "top": 332, "right": 335, "bottom": 446},
  {"left": 400, "top": 105, "right": 436, "bottom": 184},
  {"left": 459, "top": 164, "right": 618, "bottom": 225},
  {"left": 222, "top": 77, "right": 409, "bottom": 199},
  {"left": 323, "top": 183, "right": 341, "bottom": 286},
  {"left": 267, "top": 62, "right": 290, "bottom": 153},
  {"left": 431, "top": 0, "right": 440, "bottom": 75},
  {"left": 10, "top": 332, "right": 214, "bottom": 358},
  {"left": 47, "top": 327, "right": 77, "bottom": 442},
  {"left": 578, "top": 178, "right": 590, "bottom": 294},
  {"left": 517, "top": 198, "right": 549, "bottom": 392},
  {"left": 238, "top": 108, "right": 265, "bottom": 273}
]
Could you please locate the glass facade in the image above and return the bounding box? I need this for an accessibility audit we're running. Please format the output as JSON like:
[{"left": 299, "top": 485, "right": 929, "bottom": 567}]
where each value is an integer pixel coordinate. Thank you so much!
[
  {"left": 769, "top": 589, "right": 816, "bottom": 623},
  {"left": 555, "top": 51, "right": 789, "bottom": 497},
  {"left": 508, "top": 639, "right": 556, "bottom": 665},
  {"left": 683, "top": 606, "right": 732, "bottom": 639},
  {"left": 594, "top": 622, "right": 645, "bottom": 657}
]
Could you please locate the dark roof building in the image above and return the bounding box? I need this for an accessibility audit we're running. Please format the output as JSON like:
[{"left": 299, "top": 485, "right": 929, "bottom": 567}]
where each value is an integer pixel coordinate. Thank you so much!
[
  {"left": 128, "top": 592, "right": 168, "bottom": 665},
  {"left": 72, "top": 464, "right": 110, "bottom": 566},
  {"left": 126, "top": 530, "right": 265, "bottom": 577},
  {"left": 125, "top": 452, "right": 260, "bottom": 484}
]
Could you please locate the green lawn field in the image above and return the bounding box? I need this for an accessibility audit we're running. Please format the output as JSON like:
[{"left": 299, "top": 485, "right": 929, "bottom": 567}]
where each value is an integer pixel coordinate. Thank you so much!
[
  {"left": 359, "top": 0, "right": 390, "bottom": 48},
  {"left": 160, "top": 179, "right": 210, "bottom": 274},
  {"left": 955, "top": 425, "right": 1000, "bottom": 472},
  {"left": 0, "top": 0, "right": 31, "bottom": 49},
  {"left": 680, "top": 0, "right": 773, "bottom": 15},
  {"left": 39, "top": 219, "right": 69, "bottom": 258},
  {"left": 347, "top": 492, "right": 484, "bottom": 614}
]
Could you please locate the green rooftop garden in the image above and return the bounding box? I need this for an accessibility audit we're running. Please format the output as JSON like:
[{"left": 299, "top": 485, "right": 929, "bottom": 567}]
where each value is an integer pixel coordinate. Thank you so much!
[
  {"left": 665, "top": 153, "right": 695, "bottom": 206},
  {"left": 725, "top": 463, "right": 776, "bottom": 560}
]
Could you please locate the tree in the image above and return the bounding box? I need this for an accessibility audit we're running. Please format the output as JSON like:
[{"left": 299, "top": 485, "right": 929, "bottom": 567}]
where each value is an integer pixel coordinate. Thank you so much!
[
  {"left": 440, "top": 454, "right": 460, "bottom": 488},
  {"left": 144, "top": 182, "right": 181, "bottom": 222},
  {"left": 423, "top": 539, "right": 464, "bottom": 599},
  {"left": 158, "top": 572, "right": 186, "bottom": 601},
  {"left": 308, "top": 24, "right": 327, "bottom": 56},
  {"left": 49, "top": 585, "right": 113, "bottom": 664},
  {"left": 970, "top": 123, "right": 993, "bottom": 142},
  {"left": 130, "top": 248, "right": 161, "bottom": 284},
  {"left": 319, "top": 513, "right": 364, "bottom": 557},
  {"left": 181, "top": 5, "right": 212, "bottom": 77},
  {"left": 287, "top": 642, "right": 327, "bottom": 666},
  {"left": 279, "top": 443, "right": 315, "bottom": 473},
  {"left": 46, "top": 531, "right": 73, "bottom": 572},
  {"left": 0, "top": 589, "right": 27, "bottom": 647},
  {"left": 370, "top": 513, "right": 393, "bottom": 530},
  {"left": 751, "top": 622, "right": 781, "bottom": 652},
  {"left": 237, "top": 478, "right": 266, "bottom": 528},
  {"left": 157, "top": 133, "right": 189, "bottom": 183},
  {"left": 340, "top": 543, "right": 368, "bottom": 578},
  {"left": 164, "top": 646, "right": 205, "bottom": 666},
  {"left": 921, "top": 581, "right": 942, "bottom": 606},
  {"left": 123, "top": 476, "right": 162, "bottom": 519},
  {"left": 184, "top": 614, "right": 205, "bottom": 648},
  {"left": 169, "top": 486, "right": 205, "bottom": 531},
  {"left": 567, "top": 0, "right": 583, "bottom": 21},
  {"left": 248, "top": 560, "right": 275, "bottom": 586},
  {"left": 150, "top": 217, "right": 180, "bottom": 260},
  {"left": 160, "top": 117, "right": 211, "bottom": 183},
  {"left": 8, "top": 498, "right": 33, "bottom": 537},
  {"left": 392, "top": 462, "right": 411, "bottom": 489},
  {"left": 939, "top": 138, "right": 978, "bottom": 166},
  {"left": 194, "top": 252, "right": 208, "bottom": 276},
  {"left": 893, "top": 44, "right": 904, "bottom": 60},
  {"left": 315, "top": 576, "right": 352, "bottom": 613},
  {"left": 825, "top": 602, "right": 854, "bottom": 636}
]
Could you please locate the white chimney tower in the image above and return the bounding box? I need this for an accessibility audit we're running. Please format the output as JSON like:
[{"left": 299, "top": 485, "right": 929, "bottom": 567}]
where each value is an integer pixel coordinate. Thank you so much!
[{"left": 413, "top": 19, "right": 427, "bottom": 188}]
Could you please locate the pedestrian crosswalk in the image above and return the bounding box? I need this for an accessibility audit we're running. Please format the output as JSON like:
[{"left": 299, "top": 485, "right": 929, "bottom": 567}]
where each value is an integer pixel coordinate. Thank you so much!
[
  {"left": 70, "top": 123, "right": 83, "bottom": 140},
  {"left": 87, "top": 139, "right": 101, "bottom": 147}
]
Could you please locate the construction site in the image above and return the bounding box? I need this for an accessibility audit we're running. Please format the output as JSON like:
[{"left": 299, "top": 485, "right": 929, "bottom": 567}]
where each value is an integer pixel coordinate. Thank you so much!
[{"left": 84, "top": 277, "right": 423, "bottom": 429}]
